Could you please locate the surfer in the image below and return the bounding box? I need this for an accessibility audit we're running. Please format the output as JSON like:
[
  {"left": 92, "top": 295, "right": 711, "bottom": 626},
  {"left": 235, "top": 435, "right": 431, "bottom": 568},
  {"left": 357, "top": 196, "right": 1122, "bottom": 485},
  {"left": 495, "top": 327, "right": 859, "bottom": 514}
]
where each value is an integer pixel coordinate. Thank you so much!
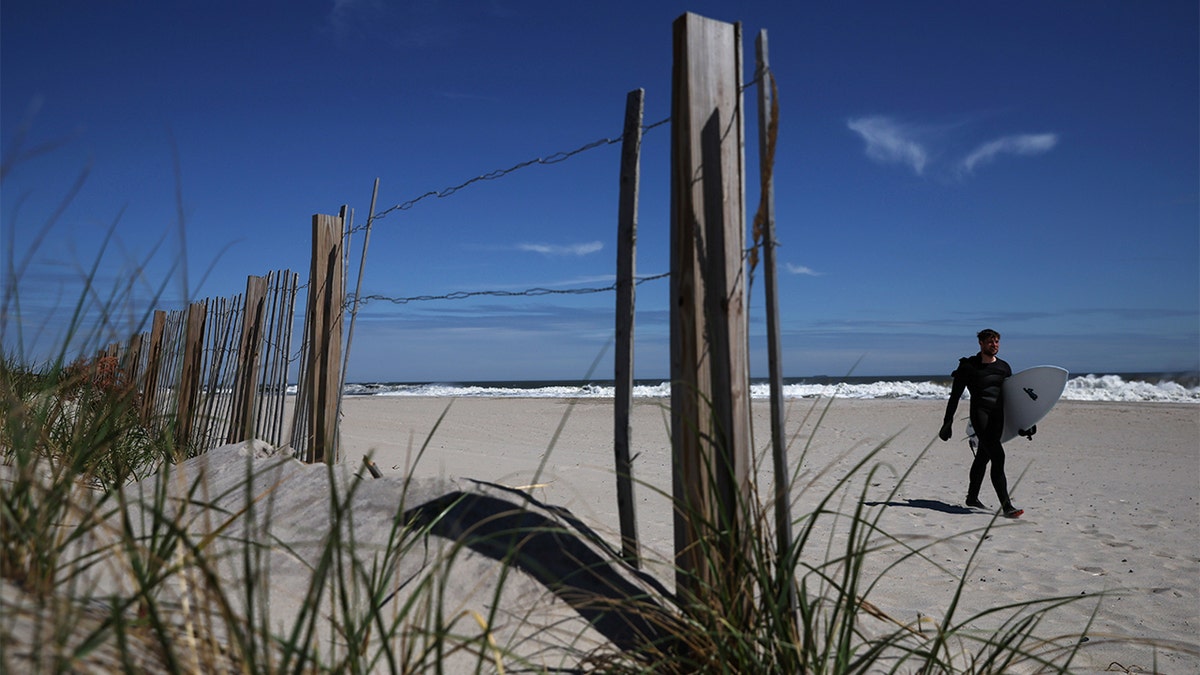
[{"left": 939, "top": 329, "right": 1025, "bottom": 518}]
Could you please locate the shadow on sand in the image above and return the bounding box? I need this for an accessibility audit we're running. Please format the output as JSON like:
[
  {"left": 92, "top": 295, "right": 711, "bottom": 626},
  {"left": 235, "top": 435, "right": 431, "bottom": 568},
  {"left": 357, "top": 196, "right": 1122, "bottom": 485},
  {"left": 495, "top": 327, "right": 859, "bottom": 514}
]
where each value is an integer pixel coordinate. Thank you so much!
[
  {"left": 402, "top": 479, "right": 678, "bottom": 655},
  {"left": 862, "top": 498, "right": 977, "bottom": 515}
]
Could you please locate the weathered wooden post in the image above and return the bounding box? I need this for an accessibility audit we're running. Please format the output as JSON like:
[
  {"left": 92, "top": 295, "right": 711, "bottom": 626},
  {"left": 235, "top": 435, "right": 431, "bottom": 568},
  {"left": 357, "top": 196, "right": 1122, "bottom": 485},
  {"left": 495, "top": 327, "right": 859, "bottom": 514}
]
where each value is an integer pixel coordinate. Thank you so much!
[
  {"left": 305, "top": 213, "right": 345, "bottom": 464},
  {"left": 754, "top": 28, "right": 799, "bottom": 623},
  {"left": 614, "top": 88, "right": 645, "bottom": 568},
  {"left": 670, "top": 12, "right": 752, "bottom": 612},
  {"left": 141, "top": 310, "right": 167, "bottom": 424},
  {"left": 176, "top": 301, "right": 207, "bottom": 455},
  {"left": 122, "top": 332, "right": 142, "bottom": 391},
  {"left": 229, "top": 274, "right": 268, "bottom": 444}
]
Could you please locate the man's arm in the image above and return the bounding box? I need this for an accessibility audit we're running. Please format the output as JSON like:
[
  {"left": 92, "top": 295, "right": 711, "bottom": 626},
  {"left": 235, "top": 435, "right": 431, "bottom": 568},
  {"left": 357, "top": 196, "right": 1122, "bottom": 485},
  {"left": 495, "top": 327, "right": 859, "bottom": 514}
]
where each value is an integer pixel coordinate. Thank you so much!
[{"left": 940, "top": 359, "right": 968, "bottom": 440}]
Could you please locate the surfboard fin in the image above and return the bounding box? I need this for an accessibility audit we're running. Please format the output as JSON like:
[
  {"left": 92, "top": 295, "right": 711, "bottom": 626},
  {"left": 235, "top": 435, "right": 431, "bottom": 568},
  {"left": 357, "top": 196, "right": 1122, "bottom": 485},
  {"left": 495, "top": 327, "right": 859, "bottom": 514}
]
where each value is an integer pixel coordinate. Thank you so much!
[{"left": 1017, "top": 425, "right": 1037, "bottom": 440}]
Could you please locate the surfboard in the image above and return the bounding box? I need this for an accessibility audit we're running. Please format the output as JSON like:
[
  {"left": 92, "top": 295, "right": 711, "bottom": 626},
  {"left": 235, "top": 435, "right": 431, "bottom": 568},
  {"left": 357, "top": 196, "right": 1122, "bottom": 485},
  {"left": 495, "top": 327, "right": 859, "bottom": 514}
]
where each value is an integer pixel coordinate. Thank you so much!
[{"left": 1000, "top": 365, "right": 1069, "bottom": 443}]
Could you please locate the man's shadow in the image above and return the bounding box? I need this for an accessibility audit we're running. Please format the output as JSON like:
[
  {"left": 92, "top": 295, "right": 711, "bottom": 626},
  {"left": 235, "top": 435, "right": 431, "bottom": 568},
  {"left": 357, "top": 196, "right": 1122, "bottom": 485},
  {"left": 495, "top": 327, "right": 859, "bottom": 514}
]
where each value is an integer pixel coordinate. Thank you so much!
[{"left": 862, "top": 498, "right": 976, "bottom": 515}]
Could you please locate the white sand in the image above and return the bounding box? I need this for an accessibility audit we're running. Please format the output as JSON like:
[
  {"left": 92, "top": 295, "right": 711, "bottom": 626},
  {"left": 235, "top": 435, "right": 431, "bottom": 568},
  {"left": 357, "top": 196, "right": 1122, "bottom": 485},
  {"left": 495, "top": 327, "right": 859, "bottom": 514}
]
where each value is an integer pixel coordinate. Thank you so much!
[
  {"left": 336, "top": 396, "right": 1199, "bottom": 672},
  {"left": 14, "top": 397, "right": 1191, "bottom": 672}
]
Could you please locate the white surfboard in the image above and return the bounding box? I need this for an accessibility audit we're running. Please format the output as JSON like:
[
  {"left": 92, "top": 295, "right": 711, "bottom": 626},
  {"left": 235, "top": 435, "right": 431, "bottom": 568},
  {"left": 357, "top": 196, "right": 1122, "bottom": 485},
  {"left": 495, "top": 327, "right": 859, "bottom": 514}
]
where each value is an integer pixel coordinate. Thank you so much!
[{"left": 1001, "top": 365, "right": 1069, "bottom": 443}]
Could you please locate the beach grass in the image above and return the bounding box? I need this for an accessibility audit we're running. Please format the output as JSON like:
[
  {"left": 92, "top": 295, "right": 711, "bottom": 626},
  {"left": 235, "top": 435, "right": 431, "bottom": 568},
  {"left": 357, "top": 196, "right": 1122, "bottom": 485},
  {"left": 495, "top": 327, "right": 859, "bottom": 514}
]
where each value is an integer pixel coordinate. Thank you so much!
[
  {"left": 560, "top": 399, "right": 1103, "bottom": 674},
  {"left": 0, "top": 160, "right": 1179, "bottom": 673},
  {"left": 4, "top": 346, "right": 1132, "bottom": 673}
]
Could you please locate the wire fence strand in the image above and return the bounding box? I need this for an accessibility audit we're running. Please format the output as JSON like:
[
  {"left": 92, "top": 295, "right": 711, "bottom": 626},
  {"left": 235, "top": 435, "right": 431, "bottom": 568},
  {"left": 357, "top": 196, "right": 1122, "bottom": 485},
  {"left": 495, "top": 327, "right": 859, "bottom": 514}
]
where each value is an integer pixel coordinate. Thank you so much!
[
  {"left": 352, "top": 272, "right": 669, "bottom": 308},
  {"left": 355, "top": 117, "right": 670, "bottom": 233},
  {"left": 343, "top": 72, "right": 773, "bottom": 307}
]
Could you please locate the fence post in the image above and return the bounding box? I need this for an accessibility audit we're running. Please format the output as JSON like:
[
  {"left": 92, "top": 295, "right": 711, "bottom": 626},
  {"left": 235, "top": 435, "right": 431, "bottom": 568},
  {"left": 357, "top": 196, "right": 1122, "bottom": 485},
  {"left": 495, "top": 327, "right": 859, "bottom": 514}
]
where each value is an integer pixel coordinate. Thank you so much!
[
  {"left": 123, "top": 331, "right": 143, "bottom": 394},
  {"left": 141, "top": 310, "right": 166, "bottom": 424},
  {"left": 305, "top": 213, "right": 345, "bottom": 464},
  {"left": 754, "top": 28, "right": 799, "bottom": 624},
  {"left": 176, "top": 301, "right": 207, "bottom": 455},
  {"left": 669, "top": 12, "right": 752, "bottom": 613},
  {"left": 614, "top": 88, "right": 645, "bottom": 568},
  {"left": 229, "top": 275, "right": 268, "bottom": 444}
]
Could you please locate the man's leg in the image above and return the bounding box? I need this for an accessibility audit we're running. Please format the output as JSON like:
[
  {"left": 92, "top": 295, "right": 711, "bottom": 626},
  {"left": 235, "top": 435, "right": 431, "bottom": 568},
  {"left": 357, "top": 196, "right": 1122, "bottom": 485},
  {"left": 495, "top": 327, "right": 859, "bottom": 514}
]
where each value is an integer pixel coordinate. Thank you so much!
[
  {"left": 966, "top": 408, "right": 991, "bottom": 507},
  {"left": 967, "top": 450, "right": 989, "bottom": 506},
  {"left": 981, "top": 410, "right": 1020, "bottom": 515},
  {"left": 989, "top": 443, "right": 1011, "bottom": 505}
]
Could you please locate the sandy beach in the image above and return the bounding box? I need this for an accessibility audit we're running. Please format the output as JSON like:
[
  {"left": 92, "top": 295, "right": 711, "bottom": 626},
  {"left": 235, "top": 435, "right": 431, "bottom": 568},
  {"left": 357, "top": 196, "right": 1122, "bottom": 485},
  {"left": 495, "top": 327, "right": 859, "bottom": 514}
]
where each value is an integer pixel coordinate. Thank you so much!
[
  {"left": 333, "top": 395, "right": 1199, "bottom": 672},
  {"left": 14, "top": 395, "right": 1192, "bottom": 672}
]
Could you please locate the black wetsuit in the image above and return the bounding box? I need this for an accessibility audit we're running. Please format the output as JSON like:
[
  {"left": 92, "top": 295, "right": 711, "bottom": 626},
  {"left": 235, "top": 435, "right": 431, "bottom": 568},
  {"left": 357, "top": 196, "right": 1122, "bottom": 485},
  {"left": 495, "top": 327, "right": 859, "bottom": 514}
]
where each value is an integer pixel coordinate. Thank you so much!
[{"left": 943, "top": 354, "right": 1013, "bottom": 507}]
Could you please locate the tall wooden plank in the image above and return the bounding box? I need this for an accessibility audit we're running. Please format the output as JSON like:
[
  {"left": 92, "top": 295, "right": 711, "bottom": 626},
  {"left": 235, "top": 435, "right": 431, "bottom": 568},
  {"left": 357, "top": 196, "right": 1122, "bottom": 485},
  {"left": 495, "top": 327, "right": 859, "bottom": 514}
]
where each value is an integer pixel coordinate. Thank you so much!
[
  {"left": 669, "top": 12, "right": 751, "bottom": 607},
  {"left": 123, "top": 332, "right": 143, "bottom": 395},
  {"left": 614, "top": 88, "right": 645, "bottom": 568},
  {"left": 306, "top": 213, "right": 345, "bottom": 464},
  {"left": 755, "top": 28, "right": 799, "bottom": 622},
  {"left": 141, "top": 310, "right": 167, "bottom": 423},
  {"left": 229, "top": 275, "right": 268, "bottom": 443},
  {"left": 176, "top": 301, "right": 207, "bottom": 455}
]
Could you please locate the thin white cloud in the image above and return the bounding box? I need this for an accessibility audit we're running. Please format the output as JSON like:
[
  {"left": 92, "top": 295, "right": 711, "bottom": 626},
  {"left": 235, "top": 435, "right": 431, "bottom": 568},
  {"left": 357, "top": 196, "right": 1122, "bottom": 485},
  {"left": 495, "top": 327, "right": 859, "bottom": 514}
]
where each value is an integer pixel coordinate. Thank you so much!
[
  {"left": 961, "top": 133, "right": 1059, "bottom": 173},
  {"left": 849, "top": 115, "right": 1059, "bottom": 178},
  {"left": 846, "top": 116, "right": 929, "bottom": 175},
  {"left": 518, "top": 241, "right": 604, "bottom": 257},
  {"left": 786, "top": 263, "right": 822, "bottom": 276}
]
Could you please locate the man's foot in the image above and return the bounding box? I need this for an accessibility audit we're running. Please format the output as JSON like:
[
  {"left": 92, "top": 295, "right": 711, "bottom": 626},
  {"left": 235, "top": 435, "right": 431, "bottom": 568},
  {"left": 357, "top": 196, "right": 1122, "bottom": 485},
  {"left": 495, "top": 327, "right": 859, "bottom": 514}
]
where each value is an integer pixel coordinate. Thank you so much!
[
  {"left": 965, "top": 498, "right": 987, "bottom": 509},
  {"left": 1002, "top": 504, "right": 1024, "bottom": 518}
]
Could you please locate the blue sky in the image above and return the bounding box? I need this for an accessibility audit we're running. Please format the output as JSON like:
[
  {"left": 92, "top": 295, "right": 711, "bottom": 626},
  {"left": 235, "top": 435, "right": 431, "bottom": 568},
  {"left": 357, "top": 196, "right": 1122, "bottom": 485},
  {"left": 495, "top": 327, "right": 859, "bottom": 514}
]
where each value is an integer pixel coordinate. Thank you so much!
[{"left": 3, "top": 1, "right": 1197, "bottom": 382}]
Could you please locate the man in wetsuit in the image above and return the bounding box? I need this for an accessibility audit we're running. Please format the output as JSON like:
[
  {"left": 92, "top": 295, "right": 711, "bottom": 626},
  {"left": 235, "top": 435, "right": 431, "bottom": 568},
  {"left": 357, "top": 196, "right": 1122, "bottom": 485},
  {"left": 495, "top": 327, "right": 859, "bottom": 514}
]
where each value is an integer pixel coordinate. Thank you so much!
[{"left": 939, "top": 329, "right": 1024, "bottom": 518}]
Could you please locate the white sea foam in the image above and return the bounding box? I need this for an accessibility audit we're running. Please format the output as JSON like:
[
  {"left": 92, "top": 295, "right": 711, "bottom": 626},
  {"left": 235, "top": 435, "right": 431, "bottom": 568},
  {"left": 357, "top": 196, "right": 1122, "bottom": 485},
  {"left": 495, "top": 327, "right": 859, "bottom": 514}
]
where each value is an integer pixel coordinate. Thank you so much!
[
  {"left": 337, "top": 374, "right": 1199, "bottom": 403},
  {"left": 769, "top": 381, "right": 953, "bottom": 400},
  {"left": 1063, "top": 374, "right": 1200, "bottom": 402}
]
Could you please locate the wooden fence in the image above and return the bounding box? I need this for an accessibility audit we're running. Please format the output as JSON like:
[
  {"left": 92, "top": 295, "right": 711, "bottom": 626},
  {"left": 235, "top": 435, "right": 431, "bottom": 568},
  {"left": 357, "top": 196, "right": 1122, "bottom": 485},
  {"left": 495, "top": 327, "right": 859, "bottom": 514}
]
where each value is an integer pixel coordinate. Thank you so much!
[
  {"left": 84, "top": 13, "right": 786, "bottom": 625},
  {"left": 90, "top": 210, "right": 351, "bottom": 463},
  {"left": 102, "top": 269, "right": 302, "bottom": 456}
]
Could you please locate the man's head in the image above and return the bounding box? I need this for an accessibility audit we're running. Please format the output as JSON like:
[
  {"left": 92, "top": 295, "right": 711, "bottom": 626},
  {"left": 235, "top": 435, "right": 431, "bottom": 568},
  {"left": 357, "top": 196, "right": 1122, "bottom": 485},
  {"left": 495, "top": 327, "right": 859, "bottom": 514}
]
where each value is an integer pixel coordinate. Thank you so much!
[{"left": 977, "top": 329, "right": 1000, "bottom": 358}]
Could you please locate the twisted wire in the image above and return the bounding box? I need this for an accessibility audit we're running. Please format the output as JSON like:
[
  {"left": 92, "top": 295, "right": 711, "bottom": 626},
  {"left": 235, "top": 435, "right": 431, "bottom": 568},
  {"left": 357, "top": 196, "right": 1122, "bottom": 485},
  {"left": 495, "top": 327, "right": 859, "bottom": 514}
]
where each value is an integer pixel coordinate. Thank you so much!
[
  {"left": 352, "top": 271, "right": 669, "bottom": 308},
  {"left": 336, "top": 72, "right": 774, "bottom": 307},
  {"left": 349, "top": 71, "right": 764, "bottom": 236},
  {"left": 353, "top": 117, "right": 670, "bottom": 233}
]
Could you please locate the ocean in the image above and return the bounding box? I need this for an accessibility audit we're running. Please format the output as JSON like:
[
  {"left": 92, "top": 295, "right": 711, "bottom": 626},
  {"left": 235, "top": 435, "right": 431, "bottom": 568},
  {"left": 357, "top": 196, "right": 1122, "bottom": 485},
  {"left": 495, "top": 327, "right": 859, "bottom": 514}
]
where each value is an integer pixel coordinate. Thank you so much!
[{"left": 337, "top": 372, "right": 1200, "bottom": 403}]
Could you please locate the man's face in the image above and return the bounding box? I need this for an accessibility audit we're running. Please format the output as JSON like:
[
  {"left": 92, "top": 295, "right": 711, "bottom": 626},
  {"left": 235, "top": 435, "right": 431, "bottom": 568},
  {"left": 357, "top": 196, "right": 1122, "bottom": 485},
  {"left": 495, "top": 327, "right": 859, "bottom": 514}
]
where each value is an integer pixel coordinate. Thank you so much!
[{"left": 980, "top": 335, "right": 1000, "bottom": 357}]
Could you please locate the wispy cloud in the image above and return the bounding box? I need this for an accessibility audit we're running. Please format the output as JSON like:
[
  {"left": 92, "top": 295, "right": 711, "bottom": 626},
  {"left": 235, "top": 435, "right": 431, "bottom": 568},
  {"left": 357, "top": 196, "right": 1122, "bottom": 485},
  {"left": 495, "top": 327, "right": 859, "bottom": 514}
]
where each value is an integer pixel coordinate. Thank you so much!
[
  {"left": 786, "top": 263, "right": 822, "bottom": 276},
  {"left": 846, "top": 116, "right": 929, "bottom": 175},
  {"left": 518, "top": 241, "right": 603, "bottom": 257},
  {"left": 960, "top": 133, "right": 1059, "bottom": 173},
  {"left": 848, "top": 115, "right": 1058, "bottom": 178}
]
